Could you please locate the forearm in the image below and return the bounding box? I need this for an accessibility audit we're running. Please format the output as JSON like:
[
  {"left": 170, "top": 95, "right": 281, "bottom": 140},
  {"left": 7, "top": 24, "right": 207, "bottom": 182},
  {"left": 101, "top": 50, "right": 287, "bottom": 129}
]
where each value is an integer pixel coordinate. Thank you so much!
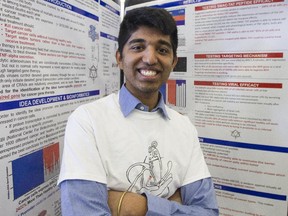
[
  {"left": 60, "top": 178, "right": 218, "bottom": 216},
  {"left": 108, "top": 191, "right": 147, "bottom": 216},
  {"left": 141, "top": 178, "right": 218, "bottom": 216},
  {"left": 60, "top": 180, "right": 111, "bottom": 216},
  {"left": 145, "top": 192, "right": 218, "bottom": 216}
]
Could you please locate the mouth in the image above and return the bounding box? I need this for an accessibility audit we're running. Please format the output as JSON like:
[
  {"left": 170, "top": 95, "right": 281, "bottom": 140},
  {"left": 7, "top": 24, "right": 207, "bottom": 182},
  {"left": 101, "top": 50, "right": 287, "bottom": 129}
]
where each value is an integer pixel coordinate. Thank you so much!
[{"left": 138, "top": 69, "right": 158, "bottom": 77}]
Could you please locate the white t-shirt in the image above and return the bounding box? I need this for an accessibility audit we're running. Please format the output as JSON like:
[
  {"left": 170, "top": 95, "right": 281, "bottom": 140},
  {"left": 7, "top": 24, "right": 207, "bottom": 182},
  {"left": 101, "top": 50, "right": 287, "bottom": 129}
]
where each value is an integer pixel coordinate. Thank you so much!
[{"left": 58, "top": 92, "right": 210, "bottom": 198}]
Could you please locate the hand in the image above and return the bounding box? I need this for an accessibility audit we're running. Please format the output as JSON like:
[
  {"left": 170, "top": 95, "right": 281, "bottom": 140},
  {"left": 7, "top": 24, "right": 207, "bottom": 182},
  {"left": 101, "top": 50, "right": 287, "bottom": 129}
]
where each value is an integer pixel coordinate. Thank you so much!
[{"left": 108, "top": 190, "right": 147, "bottom": 216}]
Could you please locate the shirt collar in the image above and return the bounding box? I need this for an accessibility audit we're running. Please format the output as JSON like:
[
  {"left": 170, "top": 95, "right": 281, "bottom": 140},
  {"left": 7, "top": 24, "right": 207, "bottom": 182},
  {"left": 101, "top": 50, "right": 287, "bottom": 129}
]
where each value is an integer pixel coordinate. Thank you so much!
[{"left": 119, "top": 84, "right": 169, "bottom": 119}]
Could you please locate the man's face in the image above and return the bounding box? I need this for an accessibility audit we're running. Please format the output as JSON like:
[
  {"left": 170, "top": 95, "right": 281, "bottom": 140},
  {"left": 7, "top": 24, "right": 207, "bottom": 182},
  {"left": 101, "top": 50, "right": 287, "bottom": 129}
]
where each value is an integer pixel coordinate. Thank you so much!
[{"left": 116, "top": 26, "right": 178, "bottom": 99}]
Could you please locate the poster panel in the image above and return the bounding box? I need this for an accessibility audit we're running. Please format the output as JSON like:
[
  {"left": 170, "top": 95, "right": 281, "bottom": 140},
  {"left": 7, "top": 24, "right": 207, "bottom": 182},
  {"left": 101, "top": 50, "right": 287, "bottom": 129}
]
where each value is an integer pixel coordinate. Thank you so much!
[
  {"left": 99, "top": 0, "right": 121, "bottom": 95},
  {"left": 189, "top": 1, "right": 288, "bottom": 215},
  {"left": 0, "top": 0, "right": 119, "bottom": 215}
]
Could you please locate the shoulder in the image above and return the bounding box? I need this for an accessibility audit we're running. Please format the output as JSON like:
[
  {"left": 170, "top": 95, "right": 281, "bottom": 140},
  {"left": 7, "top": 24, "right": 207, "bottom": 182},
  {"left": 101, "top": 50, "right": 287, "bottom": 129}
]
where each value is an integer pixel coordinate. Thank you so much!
[
  {"left": 77, "top": 93, "right": 118, "bottom": 111},
  {"left": 166, "top": 106, "right": 191, "bottom": 122},
  {"left": 70, "top": 93, "right": 119, "bottom": 120},
  {"left": 165, "top": 106, "right": 198, "bottom": 132}
]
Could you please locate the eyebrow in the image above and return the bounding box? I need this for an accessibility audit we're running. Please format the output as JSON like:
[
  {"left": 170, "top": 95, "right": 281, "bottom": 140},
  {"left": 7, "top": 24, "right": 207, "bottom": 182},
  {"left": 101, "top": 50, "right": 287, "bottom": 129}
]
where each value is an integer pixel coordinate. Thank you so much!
[{"left": 128, "top": 38, "right": 172, "bottom": 49}]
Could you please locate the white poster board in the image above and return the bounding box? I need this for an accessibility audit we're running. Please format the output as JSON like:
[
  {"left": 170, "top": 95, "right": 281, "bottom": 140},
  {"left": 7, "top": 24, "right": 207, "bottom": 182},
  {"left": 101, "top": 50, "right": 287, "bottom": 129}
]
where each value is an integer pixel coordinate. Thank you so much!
[{"left": 0, "top": 0, "right": 120, "bottom": 215}]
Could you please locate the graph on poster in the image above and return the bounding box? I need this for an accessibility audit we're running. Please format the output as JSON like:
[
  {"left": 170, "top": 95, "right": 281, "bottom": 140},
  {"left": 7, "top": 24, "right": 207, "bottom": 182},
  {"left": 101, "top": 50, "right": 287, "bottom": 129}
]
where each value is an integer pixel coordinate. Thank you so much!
[
  {"left": 161, "top": 79, "right": 187, "bottom": 108},
  {"left": 170, "top": 8, "right": 185, "bottom": 26},
  {"left": 10, "top": 143, "right": 60, "bottom": 200}
]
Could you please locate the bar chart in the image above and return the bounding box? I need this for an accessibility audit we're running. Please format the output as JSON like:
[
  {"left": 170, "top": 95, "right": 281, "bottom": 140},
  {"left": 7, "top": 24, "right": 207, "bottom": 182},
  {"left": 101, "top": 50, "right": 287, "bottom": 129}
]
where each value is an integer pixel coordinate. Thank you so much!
[{"left": 161, "top": 79, "right": 187, "bottom": 108}]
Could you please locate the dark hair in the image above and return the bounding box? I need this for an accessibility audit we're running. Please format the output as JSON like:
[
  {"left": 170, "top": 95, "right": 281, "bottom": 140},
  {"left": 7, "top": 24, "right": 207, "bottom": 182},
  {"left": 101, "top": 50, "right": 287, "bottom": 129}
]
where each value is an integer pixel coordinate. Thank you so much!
[{"left": 118, "top": 7, "right": 178, "bottom": 57}]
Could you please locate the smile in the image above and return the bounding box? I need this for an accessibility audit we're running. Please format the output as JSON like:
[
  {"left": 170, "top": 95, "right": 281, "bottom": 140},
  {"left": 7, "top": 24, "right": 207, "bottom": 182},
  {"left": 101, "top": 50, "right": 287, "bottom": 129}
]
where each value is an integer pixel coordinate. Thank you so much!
[{"left": 139, "top": 69, "right": 157, "bottom": 77}]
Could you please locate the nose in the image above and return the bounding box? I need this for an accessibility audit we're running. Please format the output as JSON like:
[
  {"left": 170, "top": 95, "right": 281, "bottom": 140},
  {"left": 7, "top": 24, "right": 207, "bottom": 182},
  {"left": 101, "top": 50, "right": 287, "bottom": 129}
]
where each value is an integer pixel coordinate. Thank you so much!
[{"left": 142, "top": 47, "right": 158, "bottom": 65}]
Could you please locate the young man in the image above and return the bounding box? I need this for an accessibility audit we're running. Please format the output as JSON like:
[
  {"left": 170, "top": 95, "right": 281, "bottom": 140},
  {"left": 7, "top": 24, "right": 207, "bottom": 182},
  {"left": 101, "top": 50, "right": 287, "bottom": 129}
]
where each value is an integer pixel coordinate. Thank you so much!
[{"left": 58, "top": 7, "right": 219, "bottom": 215}]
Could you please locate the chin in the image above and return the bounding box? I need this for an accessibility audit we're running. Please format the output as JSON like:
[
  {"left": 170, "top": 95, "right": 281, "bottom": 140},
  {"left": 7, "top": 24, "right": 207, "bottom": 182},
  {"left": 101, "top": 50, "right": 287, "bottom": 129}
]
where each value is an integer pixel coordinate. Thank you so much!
[{"left": 141, "top": 87, "right": 159, "bottom": 94}]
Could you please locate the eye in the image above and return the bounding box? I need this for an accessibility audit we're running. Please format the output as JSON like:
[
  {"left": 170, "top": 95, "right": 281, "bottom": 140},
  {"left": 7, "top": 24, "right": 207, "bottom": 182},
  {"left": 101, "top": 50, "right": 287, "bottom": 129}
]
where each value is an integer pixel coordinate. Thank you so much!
[
  {"left": 158, "top": 47, "right": 170, "bottom": 55},
  {"left": 130, "top": 44, "right": 144, "bottom": 52}
]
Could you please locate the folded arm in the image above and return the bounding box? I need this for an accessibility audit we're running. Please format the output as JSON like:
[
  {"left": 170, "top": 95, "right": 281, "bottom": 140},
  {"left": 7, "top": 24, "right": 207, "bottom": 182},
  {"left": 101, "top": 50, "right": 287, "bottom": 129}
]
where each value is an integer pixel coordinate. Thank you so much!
[{"left": 59, "top": 178, "right": 218, "bottom": 216}]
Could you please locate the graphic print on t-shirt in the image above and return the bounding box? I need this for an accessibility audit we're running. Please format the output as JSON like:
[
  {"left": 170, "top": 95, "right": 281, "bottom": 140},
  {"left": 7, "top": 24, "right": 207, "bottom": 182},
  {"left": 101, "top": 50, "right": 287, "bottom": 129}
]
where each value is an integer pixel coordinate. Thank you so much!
[{"left": 126, "top": 141, "right": 173, "bottom": 197}]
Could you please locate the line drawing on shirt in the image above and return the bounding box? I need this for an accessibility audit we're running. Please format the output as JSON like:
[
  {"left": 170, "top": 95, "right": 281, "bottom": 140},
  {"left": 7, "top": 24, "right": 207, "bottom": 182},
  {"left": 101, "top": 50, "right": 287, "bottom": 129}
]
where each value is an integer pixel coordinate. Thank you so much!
[{"left": 126, "top": 141, "right": 173, "bottom": 197}]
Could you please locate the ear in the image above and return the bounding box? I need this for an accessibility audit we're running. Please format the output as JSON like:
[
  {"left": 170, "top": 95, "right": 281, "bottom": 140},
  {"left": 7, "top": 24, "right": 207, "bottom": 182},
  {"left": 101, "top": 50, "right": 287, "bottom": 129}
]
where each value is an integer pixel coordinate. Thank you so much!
[
  {"left": 172, "top": 56, "right": 178, "bottom": 69},
  {"left": 116, "top": 50, "right": 123, "bottom": 70}
]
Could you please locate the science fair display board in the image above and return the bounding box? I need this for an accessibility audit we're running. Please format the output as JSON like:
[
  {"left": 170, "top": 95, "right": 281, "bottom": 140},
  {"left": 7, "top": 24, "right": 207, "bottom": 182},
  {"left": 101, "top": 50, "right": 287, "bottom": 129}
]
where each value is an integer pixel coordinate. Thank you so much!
[
  {"left": 128, "top": 0, "right": 288, "bottom": 215},
  {"left": 0, "top": 0, "right": 120, "bottom": 215}
]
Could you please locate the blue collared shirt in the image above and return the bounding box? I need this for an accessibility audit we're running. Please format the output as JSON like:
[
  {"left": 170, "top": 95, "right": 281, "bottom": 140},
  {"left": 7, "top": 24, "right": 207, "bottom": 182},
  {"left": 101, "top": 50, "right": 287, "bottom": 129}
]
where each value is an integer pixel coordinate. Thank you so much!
[{"left": 119, "top": 84, "right": 169, "bottom": 119}]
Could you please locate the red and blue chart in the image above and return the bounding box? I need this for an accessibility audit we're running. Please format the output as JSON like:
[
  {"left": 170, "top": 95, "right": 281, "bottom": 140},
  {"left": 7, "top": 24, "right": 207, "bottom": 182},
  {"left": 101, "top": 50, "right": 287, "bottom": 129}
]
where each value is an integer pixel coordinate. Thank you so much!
[
  {"left": 11, "top": 143, "right": 60, "bottom": 200},
  {"left": 161, "top": 80, "right": 187, "bottom": 108},
  {"left": 170, "top": 9, "right": 185, "bottom": 26}
]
